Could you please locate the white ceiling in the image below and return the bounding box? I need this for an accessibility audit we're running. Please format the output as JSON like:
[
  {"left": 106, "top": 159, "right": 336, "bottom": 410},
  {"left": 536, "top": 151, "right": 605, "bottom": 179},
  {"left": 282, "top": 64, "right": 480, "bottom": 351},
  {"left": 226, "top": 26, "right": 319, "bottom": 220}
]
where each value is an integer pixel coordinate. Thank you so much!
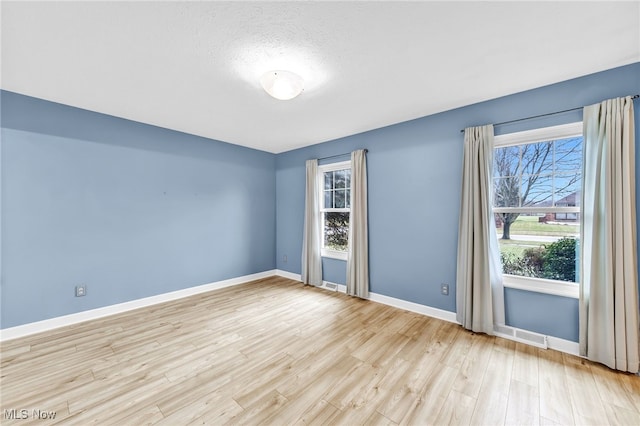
[{"left": 2, "top": 1, "right": 639, "bottom": 154}]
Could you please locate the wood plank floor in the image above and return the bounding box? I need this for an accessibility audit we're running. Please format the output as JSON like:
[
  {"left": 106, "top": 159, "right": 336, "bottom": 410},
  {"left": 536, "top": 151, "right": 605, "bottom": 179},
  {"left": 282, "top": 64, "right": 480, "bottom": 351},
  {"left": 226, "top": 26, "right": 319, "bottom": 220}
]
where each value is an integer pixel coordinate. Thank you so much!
[{"left": 1, "top": 276, "right": 639, "bottom": 425}]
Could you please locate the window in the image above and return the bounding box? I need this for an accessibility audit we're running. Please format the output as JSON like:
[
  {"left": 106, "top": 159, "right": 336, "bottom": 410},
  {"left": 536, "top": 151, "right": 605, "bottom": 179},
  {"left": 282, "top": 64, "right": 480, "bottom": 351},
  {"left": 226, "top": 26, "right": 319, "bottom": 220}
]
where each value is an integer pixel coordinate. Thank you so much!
[
  {"left": 319, "top": 161, "right": 351, "bottom": 260},
  {"left": 493, "top": 122, "right": 582, "bottom": 298}
]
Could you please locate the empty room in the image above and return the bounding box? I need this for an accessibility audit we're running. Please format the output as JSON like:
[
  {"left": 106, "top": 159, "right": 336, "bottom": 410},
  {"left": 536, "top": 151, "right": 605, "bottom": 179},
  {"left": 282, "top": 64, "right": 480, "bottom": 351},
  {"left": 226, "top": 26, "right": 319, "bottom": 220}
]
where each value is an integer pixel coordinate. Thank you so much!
[{"left": 1, "top": 1, "right": 639, "bottom": 425}]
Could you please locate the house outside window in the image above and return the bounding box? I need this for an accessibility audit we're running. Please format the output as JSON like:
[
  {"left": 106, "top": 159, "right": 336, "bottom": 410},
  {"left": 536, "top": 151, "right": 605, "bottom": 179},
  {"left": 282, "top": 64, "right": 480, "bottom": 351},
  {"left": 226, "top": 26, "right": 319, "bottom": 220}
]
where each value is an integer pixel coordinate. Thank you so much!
[
  {"left": 318, "top": 161, "right": 351, "bottom": 260},
  {"left": 493, "top": 122, "right": 583, "bottom": 298}
]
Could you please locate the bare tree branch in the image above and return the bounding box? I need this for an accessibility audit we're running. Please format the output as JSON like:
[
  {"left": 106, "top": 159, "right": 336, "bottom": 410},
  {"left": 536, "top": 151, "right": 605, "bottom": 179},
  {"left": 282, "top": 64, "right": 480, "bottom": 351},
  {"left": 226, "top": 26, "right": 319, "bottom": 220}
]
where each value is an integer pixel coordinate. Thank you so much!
[{"left": 493, "top": 138, "right": 581, "bottom": 239}]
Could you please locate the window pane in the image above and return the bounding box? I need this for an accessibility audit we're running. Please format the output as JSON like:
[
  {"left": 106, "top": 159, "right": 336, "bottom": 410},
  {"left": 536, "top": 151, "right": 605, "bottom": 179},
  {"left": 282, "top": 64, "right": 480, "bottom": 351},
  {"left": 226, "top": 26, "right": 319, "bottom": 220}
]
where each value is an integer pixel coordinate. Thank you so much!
[
  {"left": 521, "top": 142, "right": 554, "bottom": 177},
  {"left": 496, "top": 214, "right": 579, "bottom": 283},
  {"left": 494, "top": 176, "right": 520, "bottom": 208},
  {"left": 555, "top": 137, "right": 583, "bottom": 174},
  {"left": 494, "top": 146, "right": 520, "bottom": 180},
  {"left": 346, "top": 189, "right": 351, "bottom": 208},
  {"left": 324, "top": 212, "right": 349, "bottom": 251},
  {"left": 324, "top": 190, "right": 333, "bottom": 209},
  {"left": 335, "top": 189, "right": 346, "bottom": 208},
  {"left": 522, "top": 174, "right": 553, "bottom": 207},
  {"left": 554, "top": 174, "right": 581, "bottom": 207},
  {"left": 335, "top": 170, "right": 346, "bottom": 189},
  {"left": 324, "top": 172, "right": 333, "bottom": 190},
  {"left": 494, "top": 137, "right": 582, "bottom": 210}
]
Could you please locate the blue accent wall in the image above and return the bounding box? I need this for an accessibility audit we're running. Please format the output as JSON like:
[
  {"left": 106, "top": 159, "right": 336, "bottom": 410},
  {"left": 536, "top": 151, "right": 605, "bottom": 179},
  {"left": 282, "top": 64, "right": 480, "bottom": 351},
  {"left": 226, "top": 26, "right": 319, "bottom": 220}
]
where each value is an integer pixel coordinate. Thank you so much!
[
  {"left": 1, "top": 91, "right": 276, "bottom": 328},
  {"left": 276, "top": 62, "right": 640, "bottom": 341}
]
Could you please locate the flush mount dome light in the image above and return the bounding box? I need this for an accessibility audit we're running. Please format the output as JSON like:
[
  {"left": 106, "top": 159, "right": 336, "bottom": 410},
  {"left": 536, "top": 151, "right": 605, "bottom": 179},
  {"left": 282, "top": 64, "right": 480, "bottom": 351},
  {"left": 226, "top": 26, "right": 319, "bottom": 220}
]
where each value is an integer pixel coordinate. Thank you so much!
[{"left": 260, "top": 70, "right": 304, "bottom": 100}]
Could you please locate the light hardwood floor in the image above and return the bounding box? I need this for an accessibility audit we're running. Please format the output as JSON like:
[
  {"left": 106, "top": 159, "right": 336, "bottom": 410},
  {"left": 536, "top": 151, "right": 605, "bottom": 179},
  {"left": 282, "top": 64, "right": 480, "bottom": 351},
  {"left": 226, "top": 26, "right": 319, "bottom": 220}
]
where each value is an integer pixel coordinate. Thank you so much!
[{"left": 1, "top": 276, "right": 639, "bottom": 425}]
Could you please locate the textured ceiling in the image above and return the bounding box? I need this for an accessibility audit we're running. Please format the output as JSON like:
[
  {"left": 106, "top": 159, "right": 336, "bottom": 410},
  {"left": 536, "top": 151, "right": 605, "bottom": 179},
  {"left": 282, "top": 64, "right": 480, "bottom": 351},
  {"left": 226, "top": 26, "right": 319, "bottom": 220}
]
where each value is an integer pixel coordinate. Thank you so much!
[{"left": 2, "top": 1, "right": 639, "bottom": 153}]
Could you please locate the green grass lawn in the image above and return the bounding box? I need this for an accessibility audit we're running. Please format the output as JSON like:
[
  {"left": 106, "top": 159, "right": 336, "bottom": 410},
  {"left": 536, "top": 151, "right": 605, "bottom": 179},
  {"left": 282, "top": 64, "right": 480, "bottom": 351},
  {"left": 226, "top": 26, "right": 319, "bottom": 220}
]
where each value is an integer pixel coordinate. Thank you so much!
[
  {"left": 498, "top": 239, "right": 541, "bottom": 257},
  {"left": 496, "top": 215, "right": 579, "bottom": 236},
  {"left": 496, "top": 216, "right": 578, "bottom": 257}
]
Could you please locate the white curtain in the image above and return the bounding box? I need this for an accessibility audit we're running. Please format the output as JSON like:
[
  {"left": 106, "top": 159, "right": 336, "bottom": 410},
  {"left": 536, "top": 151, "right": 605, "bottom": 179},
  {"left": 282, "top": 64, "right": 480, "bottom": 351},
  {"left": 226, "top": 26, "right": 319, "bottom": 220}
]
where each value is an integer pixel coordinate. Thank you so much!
[
  {"left": 580, "top": 96, "right": 639, "bottom": 373},
  {"left": 347, "top": 149, "right": 369, "bottom": 298},
  {"left": 456, "top": 125, "right": 505, "bottom": 334},
  {"left": 301, "top": 159, "right": 322, "bottom": 286}
]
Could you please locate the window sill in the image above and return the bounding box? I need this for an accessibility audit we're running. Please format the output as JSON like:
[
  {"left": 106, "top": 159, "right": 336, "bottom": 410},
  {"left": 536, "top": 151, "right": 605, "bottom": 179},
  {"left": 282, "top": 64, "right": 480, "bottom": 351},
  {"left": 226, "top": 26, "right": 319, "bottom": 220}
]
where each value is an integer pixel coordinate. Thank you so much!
[
  {"left": 321, "top": 249, "right": 347, "bottom": 261},
  {"left": 502, "top": 274, "right": 579, "bottom": 299}
]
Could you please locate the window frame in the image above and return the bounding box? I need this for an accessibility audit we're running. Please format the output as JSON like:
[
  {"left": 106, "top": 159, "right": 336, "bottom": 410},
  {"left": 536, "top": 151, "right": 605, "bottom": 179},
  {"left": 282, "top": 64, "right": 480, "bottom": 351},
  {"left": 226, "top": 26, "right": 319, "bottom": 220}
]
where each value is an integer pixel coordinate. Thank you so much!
[
  {"left": 493, "top": 122, "right": 583, "bottom": 299},
  {"left": 318, "top": 160, "right": 351, "bottom": 260}
]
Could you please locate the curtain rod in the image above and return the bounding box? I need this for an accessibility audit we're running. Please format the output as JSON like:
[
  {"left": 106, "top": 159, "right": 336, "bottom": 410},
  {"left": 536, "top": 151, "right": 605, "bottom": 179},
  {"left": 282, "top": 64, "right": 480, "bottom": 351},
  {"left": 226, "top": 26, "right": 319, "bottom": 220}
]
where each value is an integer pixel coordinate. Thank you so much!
[
  {"left": 459, "top": 94, "right": 640, "bottom": 133},
  {"left": 318, "top": 149, "right": 368, "bottom": 161}
]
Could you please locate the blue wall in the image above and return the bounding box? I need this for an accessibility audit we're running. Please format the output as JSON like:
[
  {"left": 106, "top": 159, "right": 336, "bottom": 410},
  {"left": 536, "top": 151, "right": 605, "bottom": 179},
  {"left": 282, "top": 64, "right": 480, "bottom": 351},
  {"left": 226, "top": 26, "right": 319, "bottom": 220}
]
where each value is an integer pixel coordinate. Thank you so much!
[
  {"left": 276, "top": 62, "right": 640, "bottom": 341},
  {"left": 1, "top": 91, "right": 276, "bottom": 328}
]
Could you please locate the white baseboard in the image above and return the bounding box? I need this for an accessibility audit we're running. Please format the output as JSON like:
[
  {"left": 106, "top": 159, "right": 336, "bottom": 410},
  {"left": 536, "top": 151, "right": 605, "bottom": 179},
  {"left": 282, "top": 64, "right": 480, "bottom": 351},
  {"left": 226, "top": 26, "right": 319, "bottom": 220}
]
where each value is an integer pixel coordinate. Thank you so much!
[
  {"left": 368, "top": 292, "right": 459, "bottom": 324},
  {"left": 0, "top": 270, "right": 276, "bottom": 342},
  {"left": 275, "top": 269, "right": 302, "bottom": 281},
  {"left": 493, "top": 328, "right": 579, "bottom": 356},
  {"left": 275, "top": 269, "right": 458, "bottom": 324},
  {"left": 547, "top": 335, "right": 580, "bottom": 356}
]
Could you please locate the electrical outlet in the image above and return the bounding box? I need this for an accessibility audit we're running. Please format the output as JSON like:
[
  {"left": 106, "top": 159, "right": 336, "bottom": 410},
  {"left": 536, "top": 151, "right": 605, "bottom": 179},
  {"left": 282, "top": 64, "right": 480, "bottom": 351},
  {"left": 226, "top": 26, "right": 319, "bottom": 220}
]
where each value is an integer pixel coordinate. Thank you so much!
[
  {"left": 441, "top": 283, "right": 449, "bottom": 296},
  {"left": 283, "top": 255, "right": 288, "bottom": 263},
  {"left": 75, "top": 285, "right": 87, "bottom": 297}
]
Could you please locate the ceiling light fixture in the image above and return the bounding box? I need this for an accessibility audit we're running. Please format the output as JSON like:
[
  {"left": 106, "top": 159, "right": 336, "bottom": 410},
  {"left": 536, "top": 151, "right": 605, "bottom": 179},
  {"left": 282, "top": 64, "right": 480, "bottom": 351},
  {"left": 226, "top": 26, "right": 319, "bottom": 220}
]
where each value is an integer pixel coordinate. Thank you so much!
[{"left": 260, "top": 70, "right": 304, "bottom": 100}]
